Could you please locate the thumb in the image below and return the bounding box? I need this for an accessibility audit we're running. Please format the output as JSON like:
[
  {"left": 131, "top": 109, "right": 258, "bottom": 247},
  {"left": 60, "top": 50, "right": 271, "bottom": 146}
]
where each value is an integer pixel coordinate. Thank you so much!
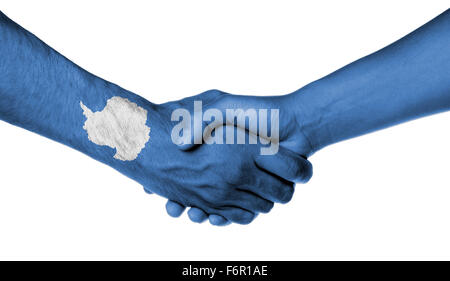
[{"left": 254, "top": 148, "right": 313, "bottom": 183}]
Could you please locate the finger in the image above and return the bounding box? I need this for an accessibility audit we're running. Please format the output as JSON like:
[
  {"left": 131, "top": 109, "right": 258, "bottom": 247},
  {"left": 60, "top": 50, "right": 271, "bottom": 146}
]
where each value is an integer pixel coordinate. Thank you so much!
[
  {"left": 254, "top": 148, "right": 313, "bottom": 183},
  {"left": 187, "top": 207, "right": 208, "bottom": 223},
  {"left": 165, "top": 200, "right": 186, "bottom": 218},
  {"left": 239, "top": 166, "right": 296, "bottom": 203},
  {"left": 209, "top": 214, "right": 231, "bottom": 226},
  {"left": 217, "top": 207, "right": 256, "bottom": 225},
  {"left": 222, "top": 189, "right": 274, "bottom": 213}
]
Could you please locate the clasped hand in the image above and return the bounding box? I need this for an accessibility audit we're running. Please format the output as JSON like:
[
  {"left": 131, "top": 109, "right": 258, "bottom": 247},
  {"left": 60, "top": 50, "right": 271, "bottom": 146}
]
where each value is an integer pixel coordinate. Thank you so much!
[{"left": 137, "top": 89, "right": 313, "bottom": 226}]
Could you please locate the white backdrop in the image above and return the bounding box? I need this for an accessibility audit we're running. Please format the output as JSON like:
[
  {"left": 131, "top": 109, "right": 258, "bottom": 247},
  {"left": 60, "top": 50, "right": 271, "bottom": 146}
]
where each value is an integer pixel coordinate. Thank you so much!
[{"left": 0, "top": 0, "right": 449, "bottom": 260}]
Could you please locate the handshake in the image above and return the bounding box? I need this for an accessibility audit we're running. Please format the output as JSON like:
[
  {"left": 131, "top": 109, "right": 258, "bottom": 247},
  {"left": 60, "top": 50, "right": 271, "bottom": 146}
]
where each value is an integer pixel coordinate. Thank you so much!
[
  {"left": 81, "top": 89, "right": 316, "bottom": 226},
  {"left": 144, "top": 90, "right": 312, "bottom": 225},
  {"left": 147, "top": 90, "right": 314, "bottom": 226},
  {"left": 1, "top": 9, "right": 449, "bottom": 226}
]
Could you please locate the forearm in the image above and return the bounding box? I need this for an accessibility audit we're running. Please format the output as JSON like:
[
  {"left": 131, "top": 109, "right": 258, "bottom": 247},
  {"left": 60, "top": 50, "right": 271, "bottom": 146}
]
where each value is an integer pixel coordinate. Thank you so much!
[
  {"left": 0, "top": 11, "right": 155, "bottom": 166},
  {"left": 294, "top": 9, "right": 450, "bottom": 154}
]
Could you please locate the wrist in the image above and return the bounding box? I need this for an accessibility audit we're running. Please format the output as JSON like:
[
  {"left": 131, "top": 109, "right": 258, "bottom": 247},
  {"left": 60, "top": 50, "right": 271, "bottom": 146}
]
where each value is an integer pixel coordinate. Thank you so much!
[
  {"left": 75, "top": 74, "right": 161, "bottom": 168},
  {"left": 287, "top": 80, "right": 333, "bottom": 156}
]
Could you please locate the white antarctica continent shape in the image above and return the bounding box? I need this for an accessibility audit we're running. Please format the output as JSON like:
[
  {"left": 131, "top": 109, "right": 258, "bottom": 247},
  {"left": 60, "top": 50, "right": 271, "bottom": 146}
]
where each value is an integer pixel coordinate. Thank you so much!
[{"left": 80, "top": 96, "right": 150, "bottom": 161}]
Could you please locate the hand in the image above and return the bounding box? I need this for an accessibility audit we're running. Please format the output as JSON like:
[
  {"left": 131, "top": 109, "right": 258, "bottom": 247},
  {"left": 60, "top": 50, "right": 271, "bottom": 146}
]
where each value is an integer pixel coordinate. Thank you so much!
[
  {"left": 107, "top": 91, "right": 313, "bottom": 225},
  {"left": 182, "top": 89, "right": 314, "bottom": 159},
  {"left": 145, "top": 90, "right": 312, "bottom": 225}
]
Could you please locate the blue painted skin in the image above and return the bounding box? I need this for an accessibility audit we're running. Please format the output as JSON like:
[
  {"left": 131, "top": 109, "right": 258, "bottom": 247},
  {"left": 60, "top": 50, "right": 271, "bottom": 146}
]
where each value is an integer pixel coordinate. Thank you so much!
[
  {"left": 0, "top": 11, "right": 312, "bottom": 226},
  {"left": 1, "top": 9, "right": 450, "bottom": 225},
  {"left": 167, "top": 9, "right": 450, "bottom": 222}
]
